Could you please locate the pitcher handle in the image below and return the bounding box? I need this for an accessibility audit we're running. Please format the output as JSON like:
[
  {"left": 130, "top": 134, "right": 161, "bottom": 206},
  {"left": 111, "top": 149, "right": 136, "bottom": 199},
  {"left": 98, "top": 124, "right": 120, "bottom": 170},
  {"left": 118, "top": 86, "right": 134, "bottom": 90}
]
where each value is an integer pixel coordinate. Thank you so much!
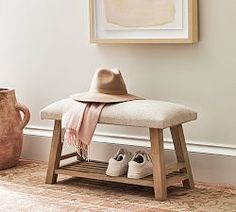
[{"left": 15, "top": 102, "right": 30, "bottom": 130}]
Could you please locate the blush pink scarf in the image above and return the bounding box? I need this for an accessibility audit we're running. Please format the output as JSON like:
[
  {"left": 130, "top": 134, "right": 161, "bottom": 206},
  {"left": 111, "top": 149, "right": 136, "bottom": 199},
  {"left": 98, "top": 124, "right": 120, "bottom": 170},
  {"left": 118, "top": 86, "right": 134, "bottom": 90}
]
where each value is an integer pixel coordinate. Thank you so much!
[{"left": 62, "top": 100, "right": 105, "bottom": 159}]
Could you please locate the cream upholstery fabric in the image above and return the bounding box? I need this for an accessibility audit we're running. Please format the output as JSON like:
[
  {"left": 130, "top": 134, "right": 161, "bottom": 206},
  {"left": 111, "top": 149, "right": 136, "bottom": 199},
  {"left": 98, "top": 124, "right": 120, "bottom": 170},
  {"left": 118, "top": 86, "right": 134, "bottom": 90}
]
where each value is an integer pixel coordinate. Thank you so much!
[{"left": 41, "top": 99, "right": 197, "bottom": 129}]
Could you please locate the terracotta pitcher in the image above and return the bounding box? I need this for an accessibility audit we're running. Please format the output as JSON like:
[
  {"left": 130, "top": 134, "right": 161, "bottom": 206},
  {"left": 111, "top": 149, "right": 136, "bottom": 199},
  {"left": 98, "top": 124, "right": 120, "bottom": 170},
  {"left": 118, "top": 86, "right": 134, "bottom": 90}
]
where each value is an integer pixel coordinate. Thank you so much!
[{"left": 0, "top": 88, "right": 30, "bottom": 170}]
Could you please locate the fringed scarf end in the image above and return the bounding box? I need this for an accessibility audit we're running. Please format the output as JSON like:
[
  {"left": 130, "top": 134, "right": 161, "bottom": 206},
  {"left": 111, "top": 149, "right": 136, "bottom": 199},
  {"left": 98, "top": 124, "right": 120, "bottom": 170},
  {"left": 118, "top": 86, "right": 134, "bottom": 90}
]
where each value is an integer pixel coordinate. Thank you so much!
[{"left": 62, "top": 127, "right": 89, "bottom": 161}]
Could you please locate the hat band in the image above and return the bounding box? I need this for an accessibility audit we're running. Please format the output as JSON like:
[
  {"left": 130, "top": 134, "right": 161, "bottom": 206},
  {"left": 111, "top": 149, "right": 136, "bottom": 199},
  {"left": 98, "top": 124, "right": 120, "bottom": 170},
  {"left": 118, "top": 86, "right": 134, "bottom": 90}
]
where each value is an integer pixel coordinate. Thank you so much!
[{"left": 90, "top": 87, "right": 128, "bottom": 95}]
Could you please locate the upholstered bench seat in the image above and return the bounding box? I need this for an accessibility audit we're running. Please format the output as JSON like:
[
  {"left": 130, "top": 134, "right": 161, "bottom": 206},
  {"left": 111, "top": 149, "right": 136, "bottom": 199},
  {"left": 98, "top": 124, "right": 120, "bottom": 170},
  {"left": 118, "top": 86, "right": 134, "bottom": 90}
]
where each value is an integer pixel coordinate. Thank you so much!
[
  {"left": 41, "top": 99, "right": 197, "bottom": 129},
  {"left": 41, "top": 98, "right": 197, "bottom": 201}
]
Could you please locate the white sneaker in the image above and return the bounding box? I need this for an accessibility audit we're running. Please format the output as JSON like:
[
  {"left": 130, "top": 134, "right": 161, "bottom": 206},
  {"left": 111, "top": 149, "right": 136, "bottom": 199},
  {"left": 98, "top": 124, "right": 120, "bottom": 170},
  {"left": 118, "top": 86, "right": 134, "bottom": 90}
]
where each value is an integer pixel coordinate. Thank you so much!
[
  {"left": 106, "top": 148, "right": 133, "bottom": 177},
  {"left": 127, "top": 151, "right": 153, "bottom": 179}
]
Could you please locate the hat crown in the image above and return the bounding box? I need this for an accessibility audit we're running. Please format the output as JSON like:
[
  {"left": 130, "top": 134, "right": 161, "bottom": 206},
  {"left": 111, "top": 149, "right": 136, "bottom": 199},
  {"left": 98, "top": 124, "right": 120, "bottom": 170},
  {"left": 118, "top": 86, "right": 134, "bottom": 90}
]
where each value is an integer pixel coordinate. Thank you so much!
[{"left": 89, "top": 68, "right": 128, "bottom": 95}]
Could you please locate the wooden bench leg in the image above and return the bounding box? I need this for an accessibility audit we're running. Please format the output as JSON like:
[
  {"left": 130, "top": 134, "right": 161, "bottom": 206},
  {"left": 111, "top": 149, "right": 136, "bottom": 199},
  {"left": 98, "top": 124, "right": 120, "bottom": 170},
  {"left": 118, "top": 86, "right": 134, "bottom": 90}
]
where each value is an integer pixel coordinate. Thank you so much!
[
  {"left": 149, "top": 128, "right": 167, "bottom": 201},
  {"left": 170, "top": 124, "right": 194, "bottom": 189},
  {"left": 45, "top": 120, "right": 63, "bottom": 184}
]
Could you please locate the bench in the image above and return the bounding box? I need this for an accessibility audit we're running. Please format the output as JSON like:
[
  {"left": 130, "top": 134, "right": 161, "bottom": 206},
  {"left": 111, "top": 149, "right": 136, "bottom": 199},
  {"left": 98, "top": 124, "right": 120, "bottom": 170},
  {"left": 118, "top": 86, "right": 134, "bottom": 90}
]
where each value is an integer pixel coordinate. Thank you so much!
[{"left": 41, "top": 99, "right": 197, "bottom": 201}]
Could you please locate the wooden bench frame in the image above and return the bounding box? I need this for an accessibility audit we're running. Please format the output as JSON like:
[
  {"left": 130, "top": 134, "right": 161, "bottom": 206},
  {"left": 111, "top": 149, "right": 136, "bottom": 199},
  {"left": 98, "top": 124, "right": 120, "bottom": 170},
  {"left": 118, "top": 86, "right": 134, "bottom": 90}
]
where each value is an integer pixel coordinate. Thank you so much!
[{"left": 45, "top": 120, "right": 194, "bottom": 201}]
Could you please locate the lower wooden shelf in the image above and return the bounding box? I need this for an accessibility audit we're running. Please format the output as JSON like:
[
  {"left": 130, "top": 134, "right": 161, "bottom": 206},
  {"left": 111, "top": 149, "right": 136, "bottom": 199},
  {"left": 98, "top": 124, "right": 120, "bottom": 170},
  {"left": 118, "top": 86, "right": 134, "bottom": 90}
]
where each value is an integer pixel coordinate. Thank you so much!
[{"left": 55, "top": 159, "right": 189, "bottom": 188}]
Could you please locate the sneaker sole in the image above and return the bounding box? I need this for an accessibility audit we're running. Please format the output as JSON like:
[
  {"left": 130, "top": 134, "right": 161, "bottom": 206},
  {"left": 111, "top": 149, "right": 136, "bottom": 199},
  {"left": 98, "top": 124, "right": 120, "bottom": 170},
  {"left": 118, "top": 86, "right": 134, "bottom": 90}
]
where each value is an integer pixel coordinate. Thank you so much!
[{"left": 127, "top": 169, "right": 153, "bottom": 179}]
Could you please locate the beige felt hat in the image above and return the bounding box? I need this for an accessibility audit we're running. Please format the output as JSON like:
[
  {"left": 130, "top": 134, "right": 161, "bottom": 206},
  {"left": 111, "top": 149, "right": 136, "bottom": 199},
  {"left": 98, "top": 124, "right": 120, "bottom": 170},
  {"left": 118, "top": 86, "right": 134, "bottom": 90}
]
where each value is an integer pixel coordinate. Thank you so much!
[{"left": 71, "top": 68, "right": 142, "bottom": 103}]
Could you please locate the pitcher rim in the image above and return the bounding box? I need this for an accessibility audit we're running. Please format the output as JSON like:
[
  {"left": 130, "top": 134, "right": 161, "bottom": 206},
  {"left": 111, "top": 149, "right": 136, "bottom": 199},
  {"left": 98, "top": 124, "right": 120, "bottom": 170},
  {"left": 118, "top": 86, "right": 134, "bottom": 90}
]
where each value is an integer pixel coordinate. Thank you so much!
[{"left": 0, "top": 88, "right": 14, "bottom": 93}]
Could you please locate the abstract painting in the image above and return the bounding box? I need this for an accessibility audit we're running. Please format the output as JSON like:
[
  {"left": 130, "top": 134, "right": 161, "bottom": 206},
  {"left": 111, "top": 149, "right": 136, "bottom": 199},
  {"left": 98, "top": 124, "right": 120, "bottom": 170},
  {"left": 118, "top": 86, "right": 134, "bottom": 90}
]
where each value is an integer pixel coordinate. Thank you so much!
[
  {"left": 103, "top": 0, "right": 179, "bottom": 29},
  {"left": 90, "top": 0, "right": 198, "bottom": 43}
]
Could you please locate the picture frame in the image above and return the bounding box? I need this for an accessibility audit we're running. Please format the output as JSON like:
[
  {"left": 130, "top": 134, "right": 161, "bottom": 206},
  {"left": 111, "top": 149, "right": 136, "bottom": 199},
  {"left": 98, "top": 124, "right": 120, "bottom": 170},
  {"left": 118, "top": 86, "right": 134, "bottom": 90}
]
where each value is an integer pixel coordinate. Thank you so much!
[{"left": 89, "top": 0, "right": 198, "bottom": 44}]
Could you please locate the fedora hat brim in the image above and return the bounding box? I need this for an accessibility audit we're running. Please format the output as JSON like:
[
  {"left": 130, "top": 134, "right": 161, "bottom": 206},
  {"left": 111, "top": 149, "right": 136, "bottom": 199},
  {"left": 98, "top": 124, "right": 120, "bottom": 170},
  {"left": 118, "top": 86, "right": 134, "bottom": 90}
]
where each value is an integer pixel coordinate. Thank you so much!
[{"left": 71, "top": 92, "right": 143, "bottom": 103}]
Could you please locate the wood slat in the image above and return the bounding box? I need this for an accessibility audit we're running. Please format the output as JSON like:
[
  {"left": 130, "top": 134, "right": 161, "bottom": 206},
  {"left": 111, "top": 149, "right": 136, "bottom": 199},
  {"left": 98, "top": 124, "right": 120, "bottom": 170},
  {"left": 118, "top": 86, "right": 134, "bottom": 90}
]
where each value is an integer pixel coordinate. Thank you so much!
[
  {"left": 165, "top": 163, "right": 186, "bottom": 175},
  {"left": 68, "top": 164, "right": 107, "bottom": 170},
  {"left": 166, "top": 173, "right": 189, "bottom": 188},
  {"left": 64, "top": 164, "right": 107, "bottom": 172},
  {"left": 63, "top": 167, "right": 106, "bottom": 175},
  {"left": 60, "top": 152, "right": 78, "bottom": 160},
  {"left": 61, "top": 160, "right": 108, "bottom": 169},
  {"left": 75, "top": 161, "right": 108, "bottom": 168},
  {"left": 72, "top": 164, "right": 107, "bottom": 171}
]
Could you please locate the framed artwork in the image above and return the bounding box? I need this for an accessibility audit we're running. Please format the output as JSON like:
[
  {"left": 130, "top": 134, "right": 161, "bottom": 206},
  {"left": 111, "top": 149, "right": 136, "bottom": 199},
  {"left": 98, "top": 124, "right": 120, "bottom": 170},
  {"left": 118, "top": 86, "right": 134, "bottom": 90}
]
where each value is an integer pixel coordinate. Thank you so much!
[{"left": 89, "top": 0, "right": 198, "bottom": 44}]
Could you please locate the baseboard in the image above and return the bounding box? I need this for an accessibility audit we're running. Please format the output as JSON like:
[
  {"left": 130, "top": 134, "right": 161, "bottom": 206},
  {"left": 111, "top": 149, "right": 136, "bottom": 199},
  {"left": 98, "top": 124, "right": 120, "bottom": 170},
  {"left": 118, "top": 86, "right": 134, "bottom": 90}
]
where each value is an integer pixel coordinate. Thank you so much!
[
  {"left": 24, "top": 125, "right": 236, "bottom": 156},
  {"left": 22, "top": 125, "right": 236, "bottom": 186}
]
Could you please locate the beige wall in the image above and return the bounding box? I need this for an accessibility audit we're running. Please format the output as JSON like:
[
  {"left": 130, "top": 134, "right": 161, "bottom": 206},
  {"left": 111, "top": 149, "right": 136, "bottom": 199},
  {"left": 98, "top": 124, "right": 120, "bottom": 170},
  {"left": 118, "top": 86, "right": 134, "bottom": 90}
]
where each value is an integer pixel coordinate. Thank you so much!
[{"left": 1, "top": 0, "right": 236, "bottom": 147}]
